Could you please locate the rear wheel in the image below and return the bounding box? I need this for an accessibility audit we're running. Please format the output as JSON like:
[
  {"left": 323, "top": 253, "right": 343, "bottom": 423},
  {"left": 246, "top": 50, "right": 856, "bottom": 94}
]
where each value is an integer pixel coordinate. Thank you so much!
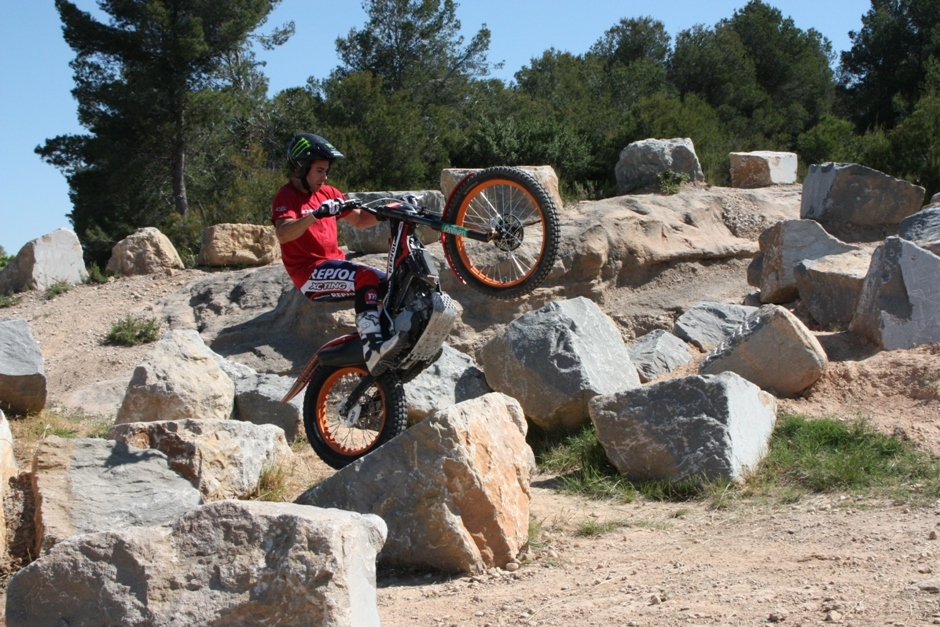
[
  {"left": 303, "top": 365, "right": 407, "bottom": 469},
  {"left": 442, "top": 166, "right": 559, "bottom": 299}
]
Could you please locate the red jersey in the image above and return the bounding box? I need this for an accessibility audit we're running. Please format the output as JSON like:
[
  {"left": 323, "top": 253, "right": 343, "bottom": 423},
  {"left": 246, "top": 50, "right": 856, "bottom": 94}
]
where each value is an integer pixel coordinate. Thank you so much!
[{"left": 271, "top": 182, "right": 346, "bottom": 290}]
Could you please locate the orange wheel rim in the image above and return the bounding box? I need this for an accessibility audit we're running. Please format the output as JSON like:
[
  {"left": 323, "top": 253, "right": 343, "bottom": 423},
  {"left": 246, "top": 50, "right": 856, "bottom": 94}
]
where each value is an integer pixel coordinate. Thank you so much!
[
  {"left": 454, "top": 179, "right": 546, "bottom": 288},
  {"left": 316, "top": 367, "right": 386, "bottom": 456}
]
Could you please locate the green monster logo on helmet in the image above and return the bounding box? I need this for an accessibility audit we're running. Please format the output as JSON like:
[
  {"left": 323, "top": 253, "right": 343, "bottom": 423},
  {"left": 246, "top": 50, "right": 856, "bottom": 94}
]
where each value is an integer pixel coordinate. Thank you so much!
[{"left": 290, "top": 137, "right": 311, "bottom": 158}]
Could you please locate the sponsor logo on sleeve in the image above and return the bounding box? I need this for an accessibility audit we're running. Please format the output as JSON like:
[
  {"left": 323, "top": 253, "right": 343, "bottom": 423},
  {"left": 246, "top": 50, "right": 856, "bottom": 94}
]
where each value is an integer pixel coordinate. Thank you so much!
[{"left": 275, "top": 205, "right": 288, "bottom": 213}]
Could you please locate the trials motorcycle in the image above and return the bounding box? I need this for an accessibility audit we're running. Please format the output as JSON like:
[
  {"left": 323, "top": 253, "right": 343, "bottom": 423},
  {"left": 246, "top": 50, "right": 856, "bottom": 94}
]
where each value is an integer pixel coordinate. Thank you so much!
[{"left": 281, "top": 166, "right": 559, "bottom": 469}]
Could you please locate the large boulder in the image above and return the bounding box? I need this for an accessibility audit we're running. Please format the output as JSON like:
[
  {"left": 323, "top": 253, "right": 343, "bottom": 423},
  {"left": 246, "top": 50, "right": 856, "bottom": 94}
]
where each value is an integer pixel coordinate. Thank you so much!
[
  {"left": 109, "top": 419, "right": 293, "bottom": 501},
  {"left": 340, "top": 190, "right": 444, "bottom": 253},
  {"left": 729, "top": 151, "right": 798, "bottom": 188},
  {"left": 440, "top": 166, "right": 564, "bottom": 217},
  {"left": 627, "top": 329, "right": 693, "bottom": 383},
  {"left": 115, "top": 330, "right": 235, "bottom": 424},
  {"left": 106, "top": 227, "right": 184, "bottom": 276},
  {"left": 31, "top": 436, "right": 202, "bottom": 555},
  {"left": 297, "top": 393, "right": 531, "bottom": 574},
  {"left": 899, "top": 205, "right": 940, "bottom": 254},
  {"left": 794, "top": 249, "right": 873, "bottom": 327},
  {"left": 615, "top": 137, "right": 705, "bottom": 194},
  {"left": 6, "top": 500, "right": 386, "bottom": 627},
  {"left": 480, "top": 297, "right": 641, "bottom": 433},
  {"left": 850, "top": 237, "right": 940, "bottom": 349},
  {"left": 752, "top": 219, "right": 858, "bottom": 303},
  {"left": 0, "top": 408, "right": 18, "bottom": 485},
  {"left": 700, "top": 304, "right": 828, "bottom": 396},
  {"left": 0, "top": 318, "right": 47, "bottom": 415},
  {"left": 672, "top": 301, "right": 757, "bottom": 351},
  {"left": 197, "top": 223, "right": 280, "bottom": 267},
  {"left": 404, "top": 344, "right": 491, "bottom": 423},
  {"left": 801, "top": 162, "right": 925, "bottom": 228},
  {"left": 590, "top": 371, "right": 777, "bottom": 483},
  {"left": 0, "top": 228, "right": 86, "bottom": 294}
]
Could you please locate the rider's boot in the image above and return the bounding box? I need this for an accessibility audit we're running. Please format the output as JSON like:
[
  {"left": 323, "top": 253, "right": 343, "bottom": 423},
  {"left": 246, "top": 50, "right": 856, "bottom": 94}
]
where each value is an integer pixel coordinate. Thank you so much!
[{"left": 356, "top": 310, "right": 400, "bottom": 375}]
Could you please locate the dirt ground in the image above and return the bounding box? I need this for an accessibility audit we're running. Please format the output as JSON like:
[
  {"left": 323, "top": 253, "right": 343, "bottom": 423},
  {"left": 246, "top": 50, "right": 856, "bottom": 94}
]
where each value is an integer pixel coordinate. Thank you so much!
[{"left": 3, "top": 266, "right": 940, "bottom": 626}]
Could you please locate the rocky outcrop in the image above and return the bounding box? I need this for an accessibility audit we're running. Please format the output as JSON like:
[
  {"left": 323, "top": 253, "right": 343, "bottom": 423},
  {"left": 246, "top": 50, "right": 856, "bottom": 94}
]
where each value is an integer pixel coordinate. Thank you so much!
[
  {"left": 480, "top": 297, "right": 640, "bottom": 433},
  {"left": 297, "top": 393, "right": 531, "bottom": 574},
  {"left": 730, "top": 151, "right": 797, "bottom": 188},
  {"left": 211, "top": 354, "right": 304, "bottom": 440},
  {"left": 197, "top": 223, "right": 280, "bottom": 267},
  {"left": 0, "top": 318, "right": 46, "bottom": 415},
  {"left": 899, "top": 205, "right": 940, "bottom": 252},
  {"left": 31, "top": 436, "right": 202, "bottom": 555},
  {"left": 794, "top": 249, "right": 873, "bottom": 327},
  {"left": 615, "top": 137, "right": 704, "bottom": 193},
  {"left": 751, "top": 220, "right": 858, "bottom": 303},
  {"left": 850, "top": 238, "right": 940, "bottom": 350},
  {"left": 440, "top": 166, "right": 564, "bottom": 218},
  {"left": 404, "top": 344, "right": 491, "bottom": 423},
  {"left": 109, "top": 419, "right": 293, "bottom": 501},
  {"left": 340, "top": 190, "right": 444, "bottom": 253},
  {"left": 590, "top": 371, "right": 777, "bottom": 482},
  {"left": 627, "top": 329, "right": 692, "bottom": 383},
  {"left": 0, "top": 228, "right": 86, "bottom": 293},
  {"left": 801, "top": 162, "right": 925, "bottom": 228},
  {"left": 6, "top": 500, "right": 386, "bottom": 627},
  {"left": 700, "top": 305, "right": 828, "bottom": 396},
  {"left": 106, "top": 227, "right": 184, "bottom": 276},
  {"left": 116, "top": 330, "right": 235, "bottom": 424},
  {"left": 673, "top": 301, "right": 757, "bottom": 351}
]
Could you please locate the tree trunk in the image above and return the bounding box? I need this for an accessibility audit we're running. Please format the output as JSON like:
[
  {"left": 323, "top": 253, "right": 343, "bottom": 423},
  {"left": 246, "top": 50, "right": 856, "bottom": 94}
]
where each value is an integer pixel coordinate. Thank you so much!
[{"left": 172, "top": 107, "right": 188, "bottom": 217}]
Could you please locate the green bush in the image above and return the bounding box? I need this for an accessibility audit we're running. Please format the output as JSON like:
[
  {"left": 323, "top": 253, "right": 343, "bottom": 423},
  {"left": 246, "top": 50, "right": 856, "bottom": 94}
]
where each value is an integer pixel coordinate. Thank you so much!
[
  {"left": 0, "top": 292, "right": 22, "bottom": 308},
  {"left": 657, "top": 170, "right": 690, "bottom": 195},
  {"left": 107, "top": 315, "right": 161, "bottom": 346},
  {"left": 44, "top": 281, "right": 71, "bottom": 299},
  {"left": 0, "top": 245, "right": 12, "bottom": 270},
  {"left": 84, "top": 262, "right": 109, "bottom": 285}
]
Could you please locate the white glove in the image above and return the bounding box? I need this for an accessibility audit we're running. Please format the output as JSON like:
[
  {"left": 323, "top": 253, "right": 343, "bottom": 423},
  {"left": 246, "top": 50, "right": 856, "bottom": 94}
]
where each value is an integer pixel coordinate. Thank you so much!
[{"left": 313, "top": 199, "right": 343, "bottom": 218}]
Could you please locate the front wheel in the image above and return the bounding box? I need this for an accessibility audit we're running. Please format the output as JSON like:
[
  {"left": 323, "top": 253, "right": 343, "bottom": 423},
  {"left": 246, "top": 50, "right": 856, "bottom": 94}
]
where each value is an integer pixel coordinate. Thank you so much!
[
  {"left": 303, "top": 365, "right": 407, "bottom": 470},
  {"left": 442, "top": 166, "right": 560, "bottom": 300}
]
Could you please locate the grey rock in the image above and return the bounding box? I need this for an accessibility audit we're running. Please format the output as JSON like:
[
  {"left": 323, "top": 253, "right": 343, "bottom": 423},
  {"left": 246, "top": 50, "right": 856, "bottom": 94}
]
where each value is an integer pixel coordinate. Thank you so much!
[
  {"left": 616, "top": 137, "right": 704, "bottom": 193},
  {"left": 899, "top": 205, "right": 940, "bottom": 244},
  {"left": 297, "top": 393, "right": 532, "bottom": 574},
  {"left": 106, "top": 227, "right": 184, "bottom": 276},
  {"left": 700, "top": 304, "right": 828, "bottom": 396},
  {"left": 116, "top": 330, "right": 235, "bottom": 424},
  {"left": 109, "top": 419, "right": 293, "bottom": 501},
  {"left": 404, "top": 344, "right": 491, "bottom": 423},
  {"left": 0, "top": 228, "right": 86, "bottom": 294},
  {"left": 627, "top": 330, "right": 693, "bottom": 383},
  {"left": 673, "top": 300, "right": 758, "bottom": 351},
  {"left": 590, "top": 371, "right": 777, "bottom": 482},
  {"left": 0, "top": 318, "right": 46, "bottom": 415},
  {"left": 6, "top": 500, "right": 386, "bottom": 627},
  {"left": 794, "top": 249, "right": 873, "bottom": 327},
  {"left": 850, "top": 237, "right": 940, "bottom": 349},
  {"left": 340, "top": 190, "right": 444, "bottom": 253},
  {"left": 801, "top": 162, "right": 925, "bottom": 227},
  {"left": 756, "top": 219, "right": 858, "bottom": 303},
  {"left": 0, "top": 408, "right": 17, "bottom": 485},
  {"left": 480, "top": 297, "right": 641, "bottom": 433},
  {"left": 32, "top": 436, "right": 202, "bottom": 555},
  {"left": 729, "top": 151, "right": 797, "bottom": 188}
]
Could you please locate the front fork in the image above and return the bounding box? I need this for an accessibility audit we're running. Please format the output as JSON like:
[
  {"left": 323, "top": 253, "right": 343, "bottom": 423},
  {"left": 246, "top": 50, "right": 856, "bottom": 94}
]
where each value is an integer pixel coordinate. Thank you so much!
[{"left": 339, "top": 372, "right": 376, "bottom": 424}]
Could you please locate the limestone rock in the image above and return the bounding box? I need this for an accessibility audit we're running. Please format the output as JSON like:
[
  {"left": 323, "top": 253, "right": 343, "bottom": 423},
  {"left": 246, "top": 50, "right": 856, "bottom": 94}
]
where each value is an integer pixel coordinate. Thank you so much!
[
  {"left": 0, "top": 318, "right": 46, "bottom": 415},
  {"left": 109, "top": 419, "right": 293, "bottom": 501},
  {"left": 297, "top": 393, "right": 531, "bottom": 574},
  {"left": 730, "top": 151, "right": 798, "bottom": 188},
  {"left": 615, "top": 137, "right": 704, "bottom": 193},
  {"left": 440, "top": 166, "right": 563, "bottom": 217},
  {"left": 794, "top": 249, "right": 873, "bottom": 327},
  {"left": 106, "top": 227, "right": 184, "bottom": 276},
  {"left": 31, "top": 436, "right": 202, "bottom": 555},
  {"left": 673, "top": 301, "right": 757, "bottom": 351},
  {"left": 116, "top": 330, "right": 235, "bottom": 424},
  {"left": 480, "top": 297, "right": 641, "bottom": 433},
  {"left": 899, "top": 205, "right": 940, "bottom": 246},
  {"left": 755, "top": 219, "right": 858, "bottom": 303},
  {"left": 627, "top": 329, "right": 693, "bottom": 383},
  {"left": 801, "top": 162, "right": 925, "bottom": 227},
  {"left": 590, "top": 371, "right": 777, "bottom": 482},
  {"left": 340, "top": 190, "right": 444, "bottom": 253},
  {"left": 6, "top": 500, "right": 386, "bottom": 627},
  {"left": 0, "top": 408, "right": 18, "bottom": 485},
  {"left": 197, "top": 223, "right": 280, "bottom": 267},
  {"left": 850, "top": 237, "right": 940, "bottom": 349},
  {"left": 0, "top": 228, "right": 86, "bottom": 294},
  {"left": 700, "top": 304, "right": 828, "bottom": 396},
  {"left": 404, "top": 344, "right": 491, "bottom": 423}
]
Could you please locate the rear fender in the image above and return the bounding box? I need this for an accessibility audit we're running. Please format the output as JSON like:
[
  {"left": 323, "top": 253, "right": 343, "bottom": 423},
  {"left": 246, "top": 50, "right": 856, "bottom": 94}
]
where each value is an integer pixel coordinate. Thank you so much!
[{"left": 280, "top": 334, "right": 362, "bottom": 403}]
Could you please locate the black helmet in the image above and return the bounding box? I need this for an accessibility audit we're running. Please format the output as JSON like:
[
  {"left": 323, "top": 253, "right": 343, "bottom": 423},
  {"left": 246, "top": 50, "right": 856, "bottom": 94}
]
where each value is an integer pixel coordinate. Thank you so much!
[{"left": 287, "top": 133, "right": 344, "bottom": 171}]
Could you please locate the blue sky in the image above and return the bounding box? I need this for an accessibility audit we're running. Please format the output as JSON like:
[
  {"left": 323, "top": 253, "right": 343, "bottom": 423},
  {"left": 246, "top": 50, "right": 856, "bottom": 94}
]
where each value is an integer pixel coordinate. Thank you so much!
[{"left": 0, "top": 0, "right": 871, "bottom": 256}]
